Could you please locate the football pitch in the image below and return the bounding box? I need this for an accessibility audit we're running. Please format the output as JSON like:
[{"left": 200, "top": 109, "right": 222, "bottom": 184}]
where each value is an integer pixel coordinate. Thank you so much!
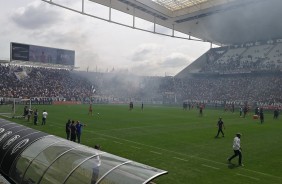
[{"left": 5, "top": 104, "right": 282, "bottom": 184}]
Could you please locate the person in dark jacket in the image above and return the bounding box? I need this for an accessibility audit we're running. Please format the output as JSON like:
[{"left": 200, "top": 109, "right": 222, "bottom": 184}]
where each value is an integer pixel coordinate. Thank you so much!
[{"left": 215, "top": 117, "right": 225, "bottom": 138}]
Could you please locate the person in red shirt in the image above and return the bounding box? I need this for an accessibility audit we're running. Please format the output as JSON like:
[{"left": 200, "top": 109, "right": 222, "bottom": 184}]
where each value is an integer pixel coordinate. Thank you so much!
[{"left": 88, "top": 104, "right": 93, "bottom": 116}]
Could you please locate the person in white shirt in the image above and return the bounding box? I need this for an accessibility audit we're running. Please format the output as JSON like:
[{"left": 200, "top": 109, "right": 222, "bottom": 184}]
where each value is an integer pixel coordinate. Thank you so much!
[
  {"left": 227, "top": 133, "right": 243, "bottom": 166},
  {"left": 91, "top": 145, "right": 101, "bottom": 184},
  {"left": 42, "top": 110, "right": 48, "bottom": 125}
]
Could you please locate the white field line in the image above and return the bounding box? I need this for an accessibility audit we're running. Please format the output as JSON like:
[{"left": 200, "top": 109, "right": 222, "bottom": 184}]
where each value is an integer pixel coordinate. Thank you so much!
[
  {"left": 113, "top": 141, "right": 123, "bottom": 144},
  {"left": 240, "top": 168, "right": 279, "bottom": 178},
  {"left": 236, "top": 173, "right": 260, "bottom": 181},
  {"left": 150, "top": 151, "right": 162, "bottom": 155},
  {"left": 41, "top": 121, "right": 282, "bottom": 180},
  {"left": 89, "top": 131, "right": 282, "bottom": 179},
  {"left": 173, "top": 157, "right": 189, "bottom": 162},
  {"left": 201, "top": 164, "right": 219, "bottom": 170}
]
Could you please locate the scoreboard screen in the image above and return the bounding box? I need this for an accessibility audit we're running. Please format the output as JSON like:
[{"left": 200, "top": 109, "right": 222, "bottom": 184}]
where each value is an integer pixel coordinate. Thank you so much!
[
  {"left": 11, "top": 43, "right": 29, "bottom": 61},
  {"left": 10, "top": 42, "right": 75, "bottom": 66}
]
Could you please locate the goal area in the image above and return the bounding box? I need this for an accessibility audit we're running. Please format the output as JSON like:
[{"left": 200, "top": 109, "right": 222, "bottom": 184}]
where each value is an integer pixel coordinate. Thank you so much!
[{"left": 0, "top": 98, "right": 31, "bottom": 118}]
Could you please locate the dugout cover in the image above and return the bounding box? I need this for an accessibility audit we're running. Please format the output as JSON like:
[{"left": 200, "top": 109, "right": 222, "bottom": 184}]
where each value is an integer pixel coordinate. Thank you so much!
[{"left": 0, "top": 118, "right": 167, "bottom": 184}]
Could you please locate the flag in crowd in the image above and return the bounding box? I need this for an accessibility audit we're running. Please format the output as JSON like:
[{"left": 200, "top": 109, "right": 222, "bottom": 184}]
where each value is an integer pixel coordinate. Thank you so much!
[
  {"left": 14, "top": 71, "right": 28, "bottom": 81},
  {"left": 91, "top": 85, "right": 96, "bottom": 94}
]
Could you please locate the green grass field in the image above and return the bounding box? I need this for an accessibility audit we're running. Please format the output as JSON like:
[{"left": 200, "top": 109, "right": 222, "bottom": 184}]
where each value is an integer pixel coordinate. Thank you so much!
[{"left": 2, "top": 104, "right": 282, "bottom": 184}]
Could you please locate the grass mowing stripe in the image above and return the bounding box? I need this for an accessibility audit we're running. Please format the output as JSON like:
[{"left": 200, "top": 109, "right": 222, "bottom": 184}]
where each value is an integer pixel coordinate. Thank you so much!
[
  {"left": 96, "top": 120, "right": 251, "bottom": 133},
  {"left": 7, "top": 105, "right": 282, "bottom": 184},
  {"left": 91, "top": 131, "right": 282, "bottom": 179},
  {"left": 33, "top": 120, "right": 282, "bottom": 180}
]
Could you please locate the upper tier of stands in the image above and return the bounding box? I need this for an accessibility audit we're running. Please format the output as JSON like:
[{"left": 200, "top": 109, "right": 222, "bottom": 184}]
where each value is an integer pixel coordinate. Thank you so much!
[{"left": 201, "top": 40, "right": 282, "bottom": 74}]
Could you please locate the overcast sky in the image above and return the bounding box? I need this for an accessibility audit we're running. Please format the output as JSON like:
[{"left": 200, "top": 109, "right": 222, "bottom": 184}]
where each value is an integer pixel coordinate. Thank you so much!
[{"left": 0, "top": 0, "right": 211, "bottom": 76}]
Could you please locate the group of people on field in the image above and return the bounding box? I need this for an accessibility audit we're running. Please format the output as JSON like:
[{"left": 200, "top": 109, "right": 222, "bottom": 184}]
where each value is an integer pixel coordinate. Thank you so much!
[
  {"left": 214, "top": 105, "right": 280, "bottom": 167},
  {"left": 65, "top": 119, "right": 86, "bottom": 143},
  {"left": 23, "top": 106, "right": 48, "bottom": 125}
]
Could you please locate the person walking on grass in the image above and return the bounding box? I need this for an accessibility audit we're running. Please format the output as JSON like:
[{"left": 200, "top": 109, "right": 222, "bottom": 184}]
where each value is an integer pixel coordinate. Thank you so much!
[
  {"left": 227, "top": 133, "right": 243, "bottom": 166},
  {"left": 215, "top": 117, "right": 225, "bottom": 138}
]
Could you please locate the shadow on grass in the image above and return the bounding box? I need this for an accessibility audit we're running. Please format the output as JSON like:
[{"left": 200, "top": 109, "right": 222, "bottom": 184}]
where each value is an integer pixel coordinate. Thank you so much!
[{"left": 227, "top": 163, "right": 240, "bottom": 169}]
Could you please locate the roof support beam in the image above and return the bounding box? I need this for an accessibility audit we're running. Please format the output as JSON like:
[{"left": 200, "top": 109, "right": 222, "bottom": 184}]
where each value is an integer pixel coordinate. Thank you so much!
[
  {"left": 41, "top": 0, "right": 204, "bottom": 42},
  {"left": 109, "top": 0, "right": 112, "bottom": 22},
  {"left": 82, "top": 0, "right": 84, "bottom": 13}
]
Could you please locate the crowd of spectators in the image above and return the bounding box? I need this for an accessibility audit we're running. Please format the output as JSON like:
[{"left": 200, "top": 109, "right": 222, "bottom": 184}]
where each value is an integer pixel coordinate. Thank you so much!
[
  {"left": 201, "top": 42, "right": 282, "bottom": 74},
  {"left": 2, "top": 59, "right": 282, "bottom": 106},
  {"left": 0, "top": 64, "right": 93, "bottom": 101},
  {"left": 156, "top": 42, "right": 281, "bottom": 105},
  {"left": 167, "top": 73, "right": 282, "bottom": 104}
]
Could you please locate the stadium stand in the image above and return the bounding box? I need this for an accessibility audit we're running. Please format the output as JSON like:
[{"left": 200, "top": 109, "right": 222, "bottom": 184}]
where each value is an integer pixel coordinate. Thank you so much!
[
  {"left": 195, "top": 40, "right": 282, "bottom": 74},
  {"left": 174, "top": 73, "right": 282, "bottom": 103},
  {"left": 216, "top": 47, "right": 245, "bottom": 64},
  {"left": 1, "top": 52, "right": 282, "bottom": 108},
  {"left": 0, "top": 65, "right": 93, "bottom": 101},
  {"left": 171, "top": 40, "right": 282, "bottom": 107},
  {"left": 2, "top": 39, "right": 282, "bottom": 108},
  {"left": 264, "top": 43, "right": 282, "bottom": 69}
]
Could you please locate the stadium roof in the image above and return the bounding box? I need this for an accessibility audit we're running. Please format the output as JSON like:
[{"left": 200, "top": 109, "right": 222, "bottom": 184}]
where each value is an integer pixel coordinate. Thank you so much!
[
  {"left": 151, "top": 0, "right": 235, "bottom": 12},
  {"left": 43, "top": 0, "right": 282, "bottom": 45}
]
